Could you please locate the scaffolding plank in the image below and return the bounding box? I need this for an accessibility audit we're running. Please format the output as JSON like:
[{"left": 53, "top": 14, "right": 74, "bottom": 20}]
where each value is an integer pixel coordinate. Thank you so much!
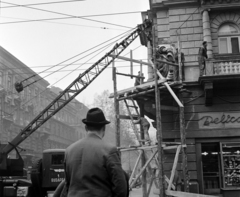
[
  {"left": 109, "top": 79, "right": 166, "bottom": 98},
  {"left": 119, "top": 115, "right": 138, "bottom": 120}
]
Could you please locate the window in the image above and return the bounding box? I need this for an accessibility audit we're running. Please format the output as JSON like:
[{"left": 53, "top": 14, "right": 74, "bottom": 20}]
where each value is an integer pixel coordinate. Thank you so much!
[{"left": 218, "top": 23, "right": 240, "bottom": 54}]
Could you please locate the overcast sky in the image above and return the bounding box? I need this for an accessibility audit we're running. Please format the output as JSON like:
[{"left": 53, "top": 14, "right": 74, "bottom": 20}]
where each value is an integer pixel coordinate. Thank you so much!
[{"left": 0, "top": 0, "right": 150, "bottom": 106}]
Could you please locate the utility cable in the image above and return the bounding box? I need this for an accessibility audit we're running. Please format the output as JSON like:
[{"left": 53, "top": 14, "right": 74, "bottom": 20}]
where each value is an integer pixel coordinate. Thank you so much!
[
  {"left": 4, "top": 30, "right": 144, "bottom": 115},
  {"left": 0, "top": 15, "right": 125, "bottom": 30},
  {"left": 2, "top": 1, "right": 132, "bottom": 29},
  {"left": 18, "top": 27, "right": 135, "bottom": 87},
  {"left": 1, "top": 0, "right": 85, "bottom": 8},
  {"left": 7, "top": 38, "right": 114, "bottom": 114},
  {"left": 27, "top": 29, "right": 134, "bottom": 86},
  {"left": 1, "top": 64, "right": 148, "bottom": 76},
  {"left": 13, "top": 29, "right": 135, "bottom": 108},
  {"left": 0, "top": 58, "right": 148, "bottom": 71}
]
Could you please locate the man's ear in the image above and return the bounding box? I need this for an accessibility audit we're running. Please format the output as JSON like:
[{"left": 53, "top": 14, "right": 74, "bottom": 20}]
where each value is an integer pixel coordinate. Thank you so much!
[{"left": 85, "top": 125, "right": 88, "bottom": 131}]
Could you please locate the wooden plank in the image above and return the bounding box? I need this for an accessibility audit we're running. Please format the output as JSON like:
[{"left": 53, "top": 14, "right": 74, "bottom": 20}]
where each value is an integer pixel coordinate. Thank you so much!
[
  {"left": 119, "top": 115, "right": 138, "bottom": 120},
  {"left": 165, "top": 190, "right": 216, "bottom": 197},
  {"left": 164, "top": 175, "right": 176, "bottom": 190},
  {"left": 109, "top": 54, "right": 179, "bottom": 67},
  {"left": 167, "top": 145, "right": 181, "bottom": 190},
  {"left": 129, "top": 151, "right": 142, "bottom": 186},
  {"left": 116, "top": 72, "right": 145, "bottom": 79},
  {"left": 109, "top": 79, "right": 166, "bottom": 98}
]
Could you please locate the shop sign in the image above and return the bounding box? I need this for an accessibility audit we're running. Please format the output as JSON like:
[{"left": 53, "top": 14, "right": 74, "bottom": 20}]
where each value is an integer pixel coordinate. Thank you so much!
[{"left": 198, "top": 112, "right": 240, "bottom": 129}]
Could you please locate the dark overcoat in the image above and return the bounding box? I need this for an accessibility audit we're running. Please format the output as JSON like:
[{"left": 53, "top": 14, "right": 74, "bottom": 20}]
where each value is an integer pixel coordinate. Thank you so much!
[{"left": 64, "top": 132, "right": 128, "bottom": 197}]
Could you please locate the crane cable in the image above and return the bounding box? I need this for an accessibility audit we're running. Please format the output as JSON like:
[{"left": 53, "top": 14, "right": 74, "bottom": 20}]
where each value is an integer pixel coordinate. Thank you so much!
[{"left": 15, "top": 27, "right": 136, "bottom": 91}]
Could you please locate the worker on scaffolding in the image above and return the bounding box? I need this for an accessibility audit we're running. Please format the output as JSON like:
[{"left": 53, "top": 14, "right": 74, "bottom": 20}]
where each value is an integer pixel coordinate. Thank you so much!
[
  {"left": 175, "top": 48, "right": 185, "bottom": 81},
  {"left": 134, "top": 117, "right": 151, "bottom": 144},
  {"left": 134, "top": 71, "right": 144, "bottom": 86},
  {"left": 198, "top": 41, "right": 208, "bottom": 77}
]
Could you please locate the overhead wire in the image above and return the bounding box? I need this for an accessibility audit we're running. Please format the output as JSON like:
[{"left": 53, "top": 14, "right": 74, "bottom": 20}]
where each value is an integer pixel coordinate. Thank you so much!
[
  {"left": 0, "top": 15, "right": 125, "bottom": 30},
  {"left": 0, "top": 58, "right": 148, "bottom": 71},
  {"left": 1, "top": 0, "right": 85, "bottom": 8},
  {"left": 26, "top": 29, "right": 135, "bottom": 87},
  {"left": 1, "top": 1, "right": 132, "bottom": 29},
  {"left": 0, "top": 42, "right": 144, "bottom": 90},
  {"left": 3, "top": 44, "right": 145, "bottom": 109},
  {"left": 1, "top": 64, "right": 148, "bottom": 75},
  {"left": 8, "top": 28, "right": 136, "bottom": 110},
  {"left": 19, "top": 27, "right": 136, "bottom": 87}
]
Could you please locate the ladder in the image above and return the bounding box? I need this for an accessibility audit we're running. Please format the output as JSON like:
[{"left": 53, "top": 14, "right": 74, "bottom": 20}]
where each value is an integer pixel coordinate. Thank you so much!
[
  {"left": 123, "top": 97, "right": 159, "bottom": 191},
  {"left": 123, "top": 98, "right": 141, "bottom": 143}
]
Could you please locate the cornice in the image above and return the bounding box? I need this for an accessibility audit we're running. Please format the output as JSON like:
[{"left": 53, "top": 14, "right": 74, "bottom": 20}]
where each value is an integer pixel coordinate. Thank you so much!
[
  {"left": 201, "top": 3, "right": 240, "bottom": 10},
  {"left": 151, "top": 0, "right": 199, "bottom": 11}
]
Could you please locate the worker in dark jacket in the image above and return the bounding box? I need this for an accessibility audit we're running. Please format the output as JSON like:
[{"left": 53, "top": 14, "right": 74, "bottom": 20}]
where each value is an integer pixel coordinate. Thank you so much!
[
  {"left": 198, "top": 41, "right": 208, "bottom": 77},
  {"left": 64, "top": 107, "right": 128, "bottom": 197}
]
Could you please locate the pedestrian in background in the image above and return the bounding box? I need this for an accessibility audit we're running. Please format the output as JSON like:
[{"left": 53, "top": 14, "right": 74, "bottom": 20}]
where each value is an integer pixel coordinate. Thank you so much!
[
  {"left": 64, "top": 107, "right": 128, "bottom": 197},
  {"left": 198, "top": 41, "right": 208, "bottom": 77}
]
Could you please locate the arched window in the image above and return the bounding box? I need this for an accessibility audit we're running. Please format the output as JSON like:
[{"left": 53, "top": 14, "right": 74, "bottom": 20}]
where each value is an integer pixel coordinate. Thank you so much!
[{"left": 218, "top": 23, "right": 240, "bottom": 54}]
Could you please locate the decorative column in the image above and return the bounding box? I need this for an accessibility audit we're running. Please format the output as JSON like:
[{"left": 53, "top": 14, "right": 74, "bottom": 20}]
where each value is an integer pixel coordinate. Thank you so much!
[{"left": 202, "top": 10, "right": 213, "bottom": 59}]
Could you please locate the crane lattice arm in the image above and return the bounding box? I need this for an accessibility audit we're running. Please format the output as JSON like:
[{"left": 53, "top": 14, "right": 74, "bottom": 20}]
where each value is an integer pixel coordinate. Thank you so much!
[{"left": 0, "top": 20, "right": 152, "bottom": 157}]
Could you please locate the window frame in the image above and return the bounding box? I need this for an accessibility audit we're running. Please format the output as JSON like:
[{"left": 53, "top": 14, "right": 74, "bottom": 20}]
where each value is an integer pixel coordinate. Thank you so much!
[
  {"left": 218, "top": 23, "right": 240, "bottom": 54},
  {"left": 218, "top": 36, "right": 240, "bottom": 54}
]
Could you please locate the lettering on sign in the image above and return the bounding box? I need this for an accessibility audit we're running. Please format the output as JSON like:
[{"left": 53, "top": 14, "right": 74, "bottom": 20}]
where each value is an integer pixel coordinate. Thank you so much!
[
  {"left": 51, "top": 178, "right": 65, "bottom": 183},
  {"left": 198, "top": 112, "right": 240, "bottom": 129}
]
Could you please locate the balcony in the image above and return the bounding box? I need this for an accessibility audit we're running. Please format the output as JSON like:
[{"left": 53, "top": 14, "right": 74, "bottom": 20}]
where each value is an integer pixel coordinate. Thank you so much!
[
  {"left": 206, "top": 59, "right": 240, "bottom": 76},
  {"left": 199, "top": 59, "right": 240, "bottom": 106}
]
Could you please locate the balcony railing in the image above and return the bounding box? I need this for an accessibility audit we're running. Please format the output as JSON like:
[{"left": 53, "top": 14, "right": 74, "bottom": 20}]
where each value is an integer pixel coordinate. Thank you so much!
[{"left": 206, "top": 59, "right": 240, "bottom": 76}]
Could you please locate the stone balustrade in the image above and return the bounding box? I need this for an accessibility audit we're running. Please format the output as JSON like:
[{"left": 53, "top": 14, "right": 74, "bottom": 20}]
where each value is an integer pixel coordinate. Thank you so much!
[{"left": 205, "top": 60, "right": 240, "bottom": 76}]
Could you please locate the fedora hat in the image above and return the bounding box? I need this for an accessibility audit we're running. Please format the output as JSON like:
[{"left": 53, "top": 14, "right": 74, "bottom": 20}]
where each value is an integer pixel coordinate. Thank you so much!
[{"left": 82, "top": 108, "right": 110, "bottom": 126}]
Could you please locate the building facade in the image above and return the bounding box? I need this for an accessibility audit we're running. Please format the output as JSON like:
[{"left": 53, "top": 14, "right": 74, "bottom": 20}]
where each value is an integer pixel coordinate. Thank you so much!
[
  {"left": 0, "top": 46, "right": 87, "bottom": 161},
  {"left": 141, "top": 0, "right": 240, "bottom": 195}
]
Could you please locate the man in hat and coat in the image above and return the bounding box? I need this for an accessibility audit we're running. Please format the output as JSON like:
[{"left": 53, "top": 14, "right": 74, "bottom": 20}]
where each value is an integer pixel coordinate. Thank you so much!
[{"left": 63, "top": 107, "right": 128, "bottom": 197}]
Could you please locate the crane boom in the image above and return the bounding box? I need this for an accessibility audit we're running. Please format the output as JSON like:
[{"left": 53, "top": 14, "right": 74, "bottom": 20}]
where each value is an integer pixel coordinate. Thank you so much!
[{"left": 0, "top": 20, "right": 152, "bottom": 158}]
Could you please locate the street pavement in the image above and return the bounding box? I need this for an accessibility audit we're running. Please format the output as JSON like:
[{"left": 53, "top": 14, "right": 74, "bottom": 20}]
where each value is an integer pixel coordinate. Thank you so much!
[{"left": 129, "top": 184, "right": 159, "bottom": 197}]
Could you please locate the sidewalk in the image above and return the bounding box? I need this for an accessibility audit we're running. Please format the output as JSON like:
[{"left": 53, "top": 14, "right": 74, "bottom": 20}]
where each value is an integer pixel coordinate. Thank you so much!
[{"left": 129, "top": 184, "right": 159, "bottom": 197}]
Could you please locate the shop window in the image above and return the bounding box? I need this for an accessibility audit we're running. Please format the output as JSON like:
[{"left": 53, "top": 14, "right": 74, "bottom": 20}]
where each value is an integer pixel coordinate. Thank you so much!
[
  {"left": 221, "top": 142, "right": 240, "bottom": 188},
  {"left": 201, "top": 143, "right": 221, "bottom": 194},
  {"left": 218, "top": 23, "right": 240, "bottom": 54}
]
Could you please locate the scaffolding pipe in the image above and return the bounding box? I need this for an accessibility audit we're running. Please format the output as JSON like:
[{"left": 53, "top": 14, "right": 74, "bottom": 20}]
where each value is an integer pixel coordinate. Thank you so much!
[
  {"left": 153, "top": 25, "right": 165, "bottom": 197},
  {"left": 149, "top": 60, "right": 184, "bottom": 108},
  {"left": 112, "top": 66, "right": 120, "bottom": 147},
  {"left": 140, "top": 103, "right": 147, "bottom": 197}
]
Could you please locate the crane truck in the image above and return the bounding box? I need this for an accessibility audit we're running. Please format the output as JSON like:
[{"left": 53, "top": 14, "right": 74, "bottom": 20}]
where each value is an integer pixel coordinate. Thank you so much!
[{"left": 0, "top": 19, "right": 152, "bottom": 197}]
